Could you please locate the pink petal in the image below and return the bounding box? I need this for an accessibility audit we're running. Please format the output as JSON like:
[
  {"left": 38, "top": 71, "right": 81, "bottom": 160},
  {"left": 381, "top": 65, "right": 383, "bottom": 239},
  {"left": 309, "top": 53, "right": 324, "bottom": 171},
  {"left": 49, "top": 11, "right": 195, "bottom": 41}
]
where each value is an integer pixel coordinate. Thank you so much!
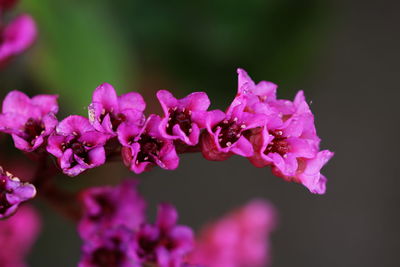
[
  {"left": 118, "top": 92, "right": 146, "bottom": 112},
  {"left": 57, "top": 115, "right": 94, "bottom": 135},
  {"left": 0, "top": 14, "right": 37, "bottom": 62},
  {"left": 157, "top": 90, "right": 178, "bottom": 114},
  {"left": 180, "top": 92, "right": 210, "bottom": 111},
  {"left": 31, "top": 94, "right": 59, "bottom": 114},
  {"left": 91, "top": 83, "right": 119, "bottom": 111}
]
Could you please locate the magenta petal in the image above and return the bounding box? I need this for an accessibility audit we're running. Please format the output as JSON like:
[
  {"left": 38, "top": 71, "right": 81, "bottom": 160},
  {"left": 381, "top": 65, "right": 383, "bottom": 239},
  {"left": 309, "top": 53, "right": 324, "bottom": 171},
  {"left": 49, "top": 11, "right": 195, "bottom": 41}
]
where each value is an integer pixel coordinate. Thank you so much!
[
  {"left": 91, "top": 83, "right": 119, "bottom": 111},
  {"left": 79, "top": 132, "right": 107, "bottom": 147},
  {"left": 11, "top": 134, "right": 33, "bottom": 152},
  {"left": 157, "top": 142, "right": 179, "bottom": 170},
  {"left": 117, "top": 123, "right": 141, "bottom": 147},
  {"left": 237, "top": 68, "right": 255, "bottom": 94},
  {"left": 0, "top": 14, "right": 37, "bottom": 62},
  {"left": 203, "top": 110, "right": 226, "bottom": 130},
  {"left": 87, "top": 147, "right": 106, "bottom": 167},
  {"left": 254, "top": 81, "right": 277, "bottom": 101},
  {"left": 31, "top": 94, "right": 59, "bottom": 114},
  {"left": 46, "top": 135, "right": 65, "bottom": 158},
  {"left": 0, "top": 113, "right": 26, "bottom": 134},
  {"left": 57, "top": 115, "right": 94, "bottom": 135},
  {"left": 59, "top": 148, "right": 74, "bottom": 170},
  {"left": 144, "top": 115, "right": 163, "bottom": 138},
  {"left": 288, "top": 138, "right": 316, "bottom": 158},
  {"left": 157, "top": 90, "right": 178, "bottom": 113},
  {"left": 7, "top": 183, "right": 36, "bottom": 205},
  {"left": 157, "top": 203, "right": 178, "bottom": 230},
  {"left": 118, "top": 92, "right": 146, "bottom": 112},
  {"left": 180, "top": 92, "right": 210, "bottom": 111},
  {"left": 230, "top": 136, "right": 254, "bottom": 157},
  {"left": 2, "top": 90, "right": 32, "bottom": 115}
]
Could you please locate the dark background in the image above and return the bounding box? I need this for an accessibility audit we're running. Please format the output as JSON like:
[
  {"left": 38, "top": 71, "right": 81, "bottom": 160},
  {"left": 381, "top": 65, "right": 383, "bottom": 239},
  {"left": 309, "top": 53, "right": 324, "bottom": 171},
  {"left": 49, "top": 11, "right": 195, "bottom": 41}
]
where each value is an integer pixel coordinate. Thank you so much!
[{"left": 0, "top": 0, "right": 399, "bottom": 266}]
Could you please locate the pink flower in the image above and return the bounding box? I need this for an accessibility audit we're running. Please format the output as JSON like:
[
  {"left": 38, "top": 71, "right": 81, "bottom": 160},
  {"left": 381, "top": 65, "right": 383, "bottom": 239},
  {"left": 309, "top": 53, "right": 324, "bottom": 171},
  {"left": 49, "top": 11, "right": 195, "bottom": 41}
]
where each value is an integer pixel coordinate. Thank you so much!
[
  {"left": 47, "top": 115, "right": 108, "bottom": 176},
  {"left": 135, "top": 203, "right": 194, "bottom": 267},
  {"left": 234, "top": 68, "right": 278, "bottom": 112},
  {"left": 78, "top": 180, "right": 146, "bottom": 241},
  {"left": 288, "top": 150, "right": 334, "bottom": 194},
  {"left": 79, "top": 227, "right": 140, "bottom": 267},
  {"left": 119, "top": 115, "right": 179, "bottom": 174},
  {"left": 248, "top": 114, "right": 318, "bottom": 176},
  {"left": 200, "top": 102, "right": 266, "bottom": 161},
  {"left": 0, "top": 14, "right": 37, "bottom": 67},
  {"left": 0, "top": 166, "right": 36, "bottom": 219},
  {"left": 0, "top": 205, "right": 41, "bottom": 267},
  {"left": 88, "top": 83, "right": 146, "bottom": 136},
  {"left": 157, "top": 90, "right": 210, "bottom": 146},
  {"left": 188, "top": 200, "right": 277, "bottom": 267},
  {"left": 0, "top": 90, "right": 58, "bottom": 152}
]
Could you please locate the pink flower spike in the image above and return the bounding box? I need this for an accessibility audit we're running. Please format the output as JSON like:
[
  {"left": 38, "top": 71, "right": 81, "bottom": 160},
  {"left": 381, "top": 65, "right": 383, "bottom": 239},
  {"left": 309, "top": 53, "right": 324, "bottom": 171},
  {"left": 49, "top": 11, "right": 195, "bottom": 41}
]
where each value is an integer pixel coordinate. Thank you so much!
[
  {"left": 0, "top": 14, "right": 37, "bottom": 67},
  {"left": 188, "top": 200, "right": 277, "bottom": 267},
  {"left": 118, "top": 115, "right": 179, "bottom": 174},
  {"left": 157, "top": 90, "right": 210, "bottom": 146},
  {"left": 89, "top": 83, "right": 146, "bottom": 136}
]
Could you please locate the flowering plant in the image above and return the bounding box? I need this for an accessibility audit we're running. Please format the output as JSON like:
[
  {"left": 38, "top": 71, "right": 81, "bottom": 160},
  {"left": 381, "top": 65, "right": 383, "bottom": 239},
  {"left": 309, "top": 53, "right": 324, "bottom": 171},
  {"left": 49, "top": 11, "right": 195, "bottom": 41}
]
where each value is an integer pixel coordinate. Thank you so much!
[{"left": 0, "top": 1, "right": 333, "bottom": 266}]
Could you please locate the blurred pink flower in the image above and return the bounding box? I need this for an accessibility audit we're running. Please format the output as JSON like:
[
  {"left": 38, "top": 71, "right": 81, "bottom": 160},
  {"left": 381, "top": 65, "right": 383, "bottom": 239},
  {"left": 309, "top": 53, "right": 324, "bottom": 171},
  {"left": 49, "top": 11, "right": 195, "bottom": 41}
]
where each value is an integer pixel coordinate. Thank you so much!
[
  {"left": 188, "top": 200, "right": 277, "bottom": 267},
  {"left": 0, "top": 205, "right": 41, "bottom": 267},
  {"left": 0, "top": 14, "right": 37, "bottom": 67}
]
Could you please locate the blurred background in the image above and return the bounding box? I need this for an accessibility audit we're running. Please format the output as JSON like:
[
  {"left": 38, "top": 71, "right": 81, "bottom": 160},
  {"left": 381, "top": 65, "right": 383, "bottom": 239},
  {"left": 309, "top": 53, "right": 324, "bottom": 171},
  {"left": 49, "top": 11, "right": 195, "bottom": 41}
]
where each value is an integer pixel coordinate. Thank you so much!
[{"left": 0, "top": 0, "right": 399, "bottom": 266}]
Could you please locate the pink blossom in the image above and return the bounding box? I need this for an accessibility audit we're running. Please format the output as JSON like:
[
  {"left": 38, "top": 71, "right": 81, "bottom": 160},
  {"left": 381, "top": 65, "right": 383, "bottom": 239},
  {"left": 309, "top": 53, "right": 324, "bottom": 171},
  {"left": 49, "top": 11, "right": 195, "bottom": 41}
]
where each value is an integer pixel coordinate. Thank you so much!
[
  {"left": 88, "top": 83, "right": 145, "bottom": 136},
  {"left": 119, "top": 115, "right": 179, "bottom": 174},
  {"left": 0, "top": 14, "right": 37, "bottom": 67},
  {"left": 0, "top": 205, "right": 41, "bottom": 267},
  {"left": 135, "top": 203, "right": 194, "bottom": 267},
  {"left": 78, "top": 180, "right": 146, "bottom": 241},
  {"left": 157, "top": 90, "right": 210, "bottom": 146},
  {"left": 0, "top": 90, "right": 58, "bottom": 152},
  {"left": 188, "top": 200, "right": 277, "bottom": 267},
  {"left": 200, "top": 102, "right": 266, "bottom": 161},
  {"left": 47, "top": 115, "right": 108, "bottom": 176}
]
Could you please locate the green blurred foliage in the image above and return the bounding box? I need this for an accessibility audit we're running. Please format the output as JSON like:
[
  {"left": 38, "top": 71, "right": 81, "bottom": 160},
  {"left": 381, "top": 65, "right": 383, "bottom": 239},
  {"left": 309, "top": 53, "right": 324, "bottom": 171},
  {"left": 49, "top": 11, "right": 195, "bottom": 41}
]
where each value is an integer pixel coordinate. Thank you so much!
[
  {"left": 20, "top": 0, "right": 136, "bottom": 114},
  {"left": 111, "top": 0, "right": 328, "bottom": 104}
]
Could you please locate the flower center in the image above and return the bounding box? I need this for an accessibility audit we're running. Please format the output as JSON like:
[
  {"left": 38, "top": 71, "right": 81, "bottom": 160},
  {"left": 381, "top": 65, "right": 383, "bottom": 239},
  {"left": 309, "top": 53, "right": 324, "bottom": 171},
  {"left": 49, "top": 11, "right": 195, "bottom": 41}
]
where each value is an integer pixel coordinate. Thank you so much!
[
  {"left": 167, "top": 108, "right": 192, "bottom": 136},
  {"left": 264, "top": 130, "right": 290, "bottom": 156},
  {"left": 24, "top": 118, "right": 45, "bottom": 144},
  {"left": 214, "top": 118, "right": 246, "bottom": 148},
  {"left": 137, "top": 134, "right": 163, "bottom": 163},
  {"left": 110, "top": 113, "right": 126, "bottom": 131},
  {"left": 61, "top": 138, "right": 89, "bottom": 164},
  {"left": 92, "top": 247, "right": 124, "bottom": 267}
]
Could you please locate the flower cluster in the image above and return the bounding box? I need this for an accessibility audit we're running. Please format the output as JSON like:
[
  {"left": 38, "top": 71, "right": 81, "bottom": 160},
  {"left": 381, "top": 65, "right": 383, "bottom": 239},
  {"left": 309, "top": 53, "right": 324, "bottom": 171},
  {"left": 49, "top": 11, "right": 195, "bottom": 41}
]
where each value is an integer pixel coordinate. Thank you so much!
[
  {"left": 0, "top": 0, "right": 37, "bottom": 67},
  {"left": 78, "top": 180, "right": 276, "bottom": 267},
  {"left": 78, "top": 181, "right": 194, "bottom": 267},
  {"left": 0, "top": 205, "right": 41, "bottom": 267},
  {"left": 0, "top": 69, "right": 333, "bottom": 194}
]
